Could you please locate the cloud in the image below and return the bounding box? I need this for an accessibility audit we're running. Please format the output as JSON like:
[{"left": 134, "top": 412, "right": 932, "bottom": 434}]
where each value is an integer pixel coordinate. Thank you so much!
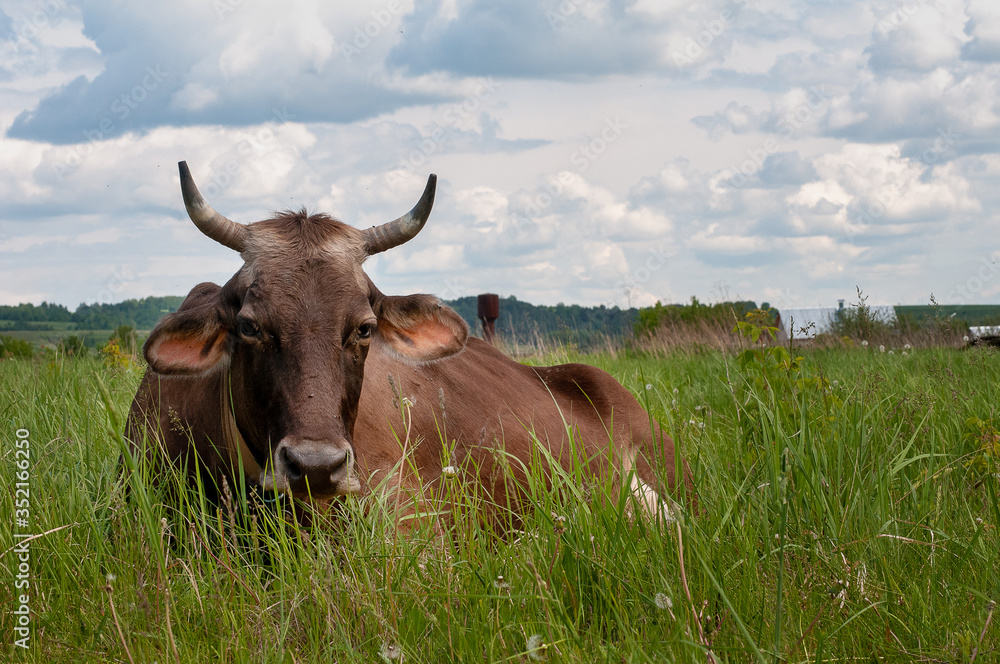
[
  {"left": 793, "top": 143, "right": 981, "bottom": 244},
  {"left": 388, "top": 0, "right": 667, "bottom": 78},
  {"left": 962, "top": 0, "right": 1000, "bottom": 61},
  {"left": 7, "top": 1, "right": 450, "bottom": 144},
  {"left": 0, "top": 233, "right": 70, "bottom": 252},
  {"left": 692, "top": 101, "right": 765, "bottom": 139},
  {"left": 866, "top": 3, "right": 967, "bottom": 73},
  {"left": 612, "top": 136, "right": 987, "bottom": 306},
  {"left": 757, "top": 151, "right": 818, "bottom": 188},
  {"left": 0, "top": 7, "right": 13, "bottom": 40}
]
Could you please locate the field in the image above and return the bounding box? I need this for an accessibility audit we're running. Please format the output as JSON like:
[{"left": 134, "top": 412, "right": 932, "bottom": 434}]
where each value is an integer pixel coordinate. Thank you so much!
[
  {"left": 1, "top": 341, "right": 999, "bottom": 662},
  {"left": 0, "top": 329, "right": 143, "bottom": 351}
]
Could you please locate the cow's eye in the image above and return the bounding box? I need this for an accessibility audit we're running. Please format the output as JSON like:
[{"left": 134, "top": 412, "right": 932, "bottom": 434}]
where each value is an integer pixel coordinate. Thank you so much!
[
  {"left": 357, "top": 323, "right": 373, "bottom": 340},
  {"left": 238, "top": 319, "right": 261, "bottom": 339}
]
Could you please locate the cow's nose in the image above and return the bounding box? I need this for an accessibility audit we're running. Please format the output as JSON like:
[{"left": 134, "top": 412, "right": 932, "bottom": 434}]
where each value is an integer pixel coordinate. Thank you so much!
[{"left": 270, "top": 439, "right": 359, "bottom": 496}]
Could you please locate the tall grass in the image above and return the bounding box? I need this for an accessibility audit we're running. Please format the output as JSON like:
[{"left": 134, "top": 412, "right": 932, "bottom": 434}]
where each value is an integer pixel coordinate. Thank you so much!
[{"left": 1, "top": 343, "right": 998, "bottom": 662}]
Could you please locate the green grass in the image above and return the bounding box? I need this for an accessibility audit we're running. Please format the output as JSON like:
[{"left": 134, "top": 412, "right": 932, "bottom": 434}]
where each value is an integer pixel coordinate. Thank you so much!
[
  {"left": 1, "top": 346, "right": 999, "bottom": 662},
  {"left": 0, "top": 329, "right": 140, "bottom": 350}
]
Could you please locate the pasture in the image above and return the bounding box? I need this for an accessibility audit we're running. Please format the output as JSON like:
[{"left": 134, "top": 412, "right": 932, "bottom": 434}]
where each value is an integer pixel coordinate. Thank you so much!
[{"left": 1, "top": 342, "right": 998, "bottom": 662}]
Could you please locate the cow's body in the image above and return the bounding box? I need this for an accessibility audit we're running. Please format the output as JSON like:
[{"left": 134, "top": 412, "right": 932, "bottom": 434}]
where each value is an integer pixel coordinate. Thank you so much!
[
  {"left": 125, "top": 163, "right": 696, "bottom": 525},
  {"left": 129, "top": 286, "right": 691, "bottom": 518}
]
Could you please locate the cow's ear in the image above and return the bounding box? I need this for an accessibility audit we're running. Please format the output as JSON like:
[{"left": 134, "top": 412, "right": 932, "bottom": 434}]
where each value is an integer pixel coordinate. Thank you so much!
[
  {"left": 144, "top": 299, "right": 230, "bottom": 374},
  {"left": 374, "top": 294, "right": 469, "bottom": 362}
]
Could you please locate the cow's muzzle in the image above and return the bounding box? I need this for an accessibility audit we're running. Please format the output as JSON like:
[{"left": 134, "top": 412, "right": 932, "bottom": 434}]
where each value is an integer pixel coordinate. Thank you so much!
[{"left": 261, "top": 438, "right": 361, "bottom": 497}]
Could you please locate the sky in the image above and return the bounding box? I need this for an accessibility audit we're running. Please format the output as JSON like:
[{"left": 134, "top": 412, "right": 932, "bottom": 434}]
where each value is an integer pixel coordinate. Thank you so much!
[{"left": 1, "top": 0, "right": 999, "bottom": 311}]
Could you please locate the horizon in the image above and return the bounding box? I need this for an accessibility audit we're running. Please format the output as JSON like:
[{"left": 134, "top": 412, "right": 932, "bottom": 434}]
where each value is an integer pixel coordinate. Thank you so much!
[{"left": 0, "top": 291, "right": 973, "bottom": 314}]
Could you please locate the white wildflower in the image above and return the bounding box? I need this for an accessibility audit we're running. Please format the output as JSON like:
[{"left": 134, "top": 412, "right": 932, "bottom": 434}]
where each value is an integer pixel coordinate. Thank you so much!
[
  {"left": 526, "top": 634, "right": 547, "bottom": 661},
  {"left": 654, "top": 593, "right": 673, "bottom": 610},
  {"left": 645, "top": 383, "right": 653, "bottom": 390},
  {"left": 441, "top": 465, "right": 459, "bottom": 477},
  {"left": 861, "top": 340, "right": 869, "bottom": 347},
  {"left": 836, "top": 578, "right": 849, "bottom": 608},
  {"left": 964, "top": 335, "right": 970, "bottom": 342},
  {"left": 879, "top": 345, "right": 885, "bottom": 353},
  {"left": 105, "top": 572, "right": 116, "bottom": 582},
  {"left": 698, "top": 422, "right": 705, "bottom": 430},
  {"left": 856, "top": 561, "right": 868, "bottom": 600},
  {"left": 888, "top": 350, "right": 894, "bottom": 354},
  {"left": 673, "top": 388, "right": 679, "bottom": 395},
  {"left": 379, "top": 643, "right": 401, "bottom": 661},
  {"left": 903, "top": 344, "right": 911, "bottom": 350},
  {"left": 493, "top": 575, "right": 510, "bottom": 591}
]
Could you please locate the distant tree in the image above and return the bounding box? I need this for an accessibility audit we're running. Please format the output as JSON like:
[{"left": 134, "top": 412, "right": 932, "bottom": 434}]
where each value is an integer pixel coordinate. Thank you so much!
[
  {"left": 71, "top": 296, "right": 185, "bottom": 329},
  {"left": 59, "top": 335, "right": 88, "bottom": 358},
  {"left": 109, "top": 325, "right": 138, "bottom": 356},
  {"left": 0, "top": 301, "right": 72, "bottom": 323},
  {"left": 634, "top": 297, "right": 760, "bottom": 336},
  {"left": 440, "top": 295, "right": 638, "bottom": 349},
  {"left": 0, "top": 335, "right": 34, "bottom": 359}
]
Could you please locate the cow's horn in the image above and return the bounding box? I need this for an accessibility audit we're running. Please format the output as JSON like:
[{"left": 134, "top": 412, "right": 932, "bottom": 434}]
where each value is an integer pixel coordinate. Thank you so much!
[
  {"left": 178, "top": 161, "right": 249, "bottom": 252},
  {"left": 362, "top": 174, "right": 436, "bottom": 255}
]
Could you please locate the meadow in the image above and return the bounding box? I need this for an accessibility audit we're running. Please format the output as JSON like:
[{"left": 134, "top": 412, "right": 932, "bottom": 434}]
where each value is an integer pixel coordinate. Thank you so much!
[{"left": 1, "top": 336, "right": 998, "bottom": 663}]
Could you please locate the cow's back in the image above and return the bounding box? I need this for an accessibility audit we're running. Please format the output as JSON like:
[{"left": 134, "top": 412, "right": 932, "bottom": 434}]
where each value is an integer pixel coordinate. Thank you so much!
[{"left": 354, "top": 338, "right": 695, "bottom": 516}]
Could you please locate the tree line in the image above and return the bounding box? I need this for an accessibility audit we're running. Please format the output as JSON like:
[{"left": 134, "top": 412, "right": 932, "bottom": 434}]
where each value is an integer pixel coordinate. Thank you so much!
[
  {"left": 0, "top": 297, "right": 185, "bottom": 330},
  {"left": 1, "top": 295, "right": 641, "bottom": 350},
  {"left": 447, "top": 295, "right": 639, "bottom": 348}
]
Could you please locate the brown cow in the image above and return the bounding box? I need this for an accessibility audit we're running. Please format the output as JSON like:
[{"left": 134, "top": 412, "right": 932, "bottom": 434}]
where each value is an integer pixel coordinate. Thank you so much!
[{"left": 125, "top": 162, "right": 697, "bottom": 525}]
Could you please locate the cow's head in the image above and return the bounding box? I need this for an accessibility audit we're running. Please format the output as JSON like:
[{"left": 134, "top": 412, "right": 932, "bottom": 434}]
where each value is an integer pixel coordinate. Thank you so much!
[{"left": 143, "top": 162, "right": 468, "bottom": 497}]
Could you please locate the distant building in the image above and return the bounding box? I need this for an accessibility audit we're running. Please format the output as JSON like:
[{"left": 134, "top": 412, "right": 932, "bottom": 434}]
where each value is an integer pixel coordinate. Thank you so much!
[
  {"left": 775, "top": 302, "right": 896, "bottom": 341},
  {"left": 969, "top": 325, "right": 1000, "bottom": 341}
]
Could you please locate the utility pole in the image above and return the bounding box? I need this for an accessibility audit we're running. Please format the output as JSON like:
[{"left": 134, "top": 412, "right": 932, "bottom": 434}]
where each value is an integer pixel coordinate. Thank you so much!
[{"left": 477, "top": 293, "right": 500, "bottom": 344}]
